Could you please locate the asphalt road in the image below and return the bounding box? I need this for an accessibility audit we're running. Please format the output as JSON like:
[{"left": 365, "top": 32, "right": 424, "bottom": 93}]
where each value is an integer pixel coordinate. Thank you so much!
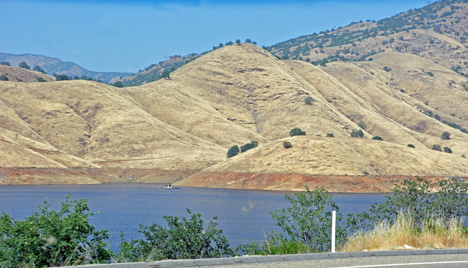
[
  {"left": 65, "top": 249, "right": 468, "bottom": 268},
  {"left": 203, "top": 254, "right": 468, "bottom": 268}
]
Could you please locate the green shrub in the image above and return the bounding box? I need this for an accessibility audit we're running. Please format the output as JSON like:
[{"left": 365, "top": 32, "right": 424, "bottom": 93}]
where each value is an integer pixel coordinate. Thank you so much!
[
  {"left": 407, "top": 144, "right": 415, "bottom": 148},
  {"left": 238, "top": 235, "right": 309, "bottom": 256},
  {"left": 1, "top": 61, "right": 11, "bottom": 66},
  {"left": 326, "top": 133, "right": 334, "bottom": 137},
  {"left": 54, "top": 74, "right": 72, "bottom": 81},
  {"left": 113, "top": 81, "right": 124, "bottom": 88},
  {"left": 350, "top": 129, "right": 364, "bottom": 138},
  {"left": 346, "top": 177, "right": 468, "bottom": 233},
  {"left": 432, "top": 145, "right": 442, "bottom": 151},
  {"left": 240, "top": 141, "right": 258, "bottom": 153},
  {"left": 0, "top": 195, "right": 111, "bottom": 267},
  {"left": 226, "top": 145, "right": 239, "bottom": 158},
  {"left": 37, "top": 77, "right": 46, "bottom": 82},
  {"left": 0, "top": 74, "right": 8, "bottom": 81},
  {"left": 424, "top": 110, "right": 433, "bottom": 117},
  {"left": 116, "top": 209, "right": 232, "bottom": 262},
  {"left": 444, "top": 147, "right": 452, "bottom": 153},
  {"left": 270, "top": 187, "right": 346, "bottom": 252},
  {"left": 434, "top": 114, "right": 441, "bottom": 120},
  {"left": 289, "top": 128, "right": 306, "bottom": 136},
  {"left": 305, "top": 96, "right": 313, "bottom": 105},
  {"left": 441, "top": 131, "right": 451, "bottom": 140},
  {"left": 283, "top": 141, "right": 292, "bottom": 149},
  {"left": 372, "top": 136, "right": 383, "bottom": 141},
  {"left": 383, "top": 66, "right": 391, "bottom": 72}
]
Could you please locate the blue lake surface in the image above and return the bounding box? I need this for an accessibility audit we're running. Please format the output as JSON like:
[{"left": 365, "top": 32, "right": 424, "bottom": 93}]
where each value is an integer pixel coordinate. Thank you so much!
[{"left": 0, "top": 183, "right": 387, "bottom": 252}]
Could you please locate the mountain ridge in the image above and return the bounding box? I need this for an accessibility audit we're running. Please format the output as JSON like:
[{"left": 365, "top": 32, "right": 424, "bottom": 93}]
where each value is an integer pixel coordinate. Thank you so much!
[{"left": 0, "top": 52, "right": 131, "bottom": 83}]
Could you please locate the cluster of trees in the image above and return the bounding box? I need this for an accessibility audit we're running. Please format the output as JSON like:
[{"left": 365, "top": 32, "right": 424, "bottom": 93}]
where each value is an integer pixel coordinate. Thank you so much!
[
  {"left": 267, "top": 0, "right": 457, "bottom": 62},
  {"left": 2, "top": 177, "right": 467, "bottom": 266},
  {"left": 227, "top": 140, "right": 259, "bottom": 158}
]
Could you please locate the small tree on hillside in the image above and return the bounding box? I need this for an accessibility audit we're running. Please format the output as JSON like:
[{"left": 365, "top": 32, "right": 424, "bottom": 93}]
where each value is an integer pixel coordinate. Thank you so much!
[
  {"left": 351, "top": 129, "right": 364, "bottom": 138},
  {"left": 33, "top": 65, "right": 46, "bottom": 74},
  {"left": 226, "top": 145, "right": 240, "bottom": 158},
  {"left": 441, "top": 131, "right": 451, "bottom": 140},
  {"left": 235, "top": 39, "right": 241, "bottom": 45},
  {"left": 1, "top": 61, "right": 11, "bottom": 66},
  {"left": 0, "top": 74, "right": 8, "bottom": 81},
  {"left": 18, "top": 61, "right": 30, "bottom": 70},
  {"left": 161, "top": 69, "right": 171, "bottom": 79},
  {"left": 290, "top": 128, "right": 306, "bottom": 136},
  {"left": 113, "top": 81, "right": 124, "bottom": 88}
]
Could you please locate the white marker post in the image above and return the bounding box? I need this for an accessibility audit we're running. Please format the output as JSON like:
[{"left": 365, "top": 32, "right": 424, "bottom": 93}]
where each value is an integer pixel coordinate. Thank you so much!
[{"left": 331, "top": 210, "right": 336, "bottom": 253}]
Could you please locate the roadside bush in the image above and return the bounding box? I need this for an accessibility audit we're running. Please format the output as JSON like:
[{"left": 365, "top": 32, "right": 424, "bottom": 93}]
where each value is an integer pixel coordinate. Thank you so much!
[
  {"left": 238, "top": 234, "right": 309, "bottom": 255},
  {"left": 326, "top": 133, "right": 334, "bottom": 137},
  {"left": 0, "top": 195, "right": 111, "bottom": 267},
  {"left": 226, "top": 145, "right": 239, "bottom": 158},
  {"left": 270, "top": 187, "right": 346, "bottom": 252},
  {"left": 350, "top": 129, "right": 364, "bottom": 138},
  {"left": 342, "top": 212, "right": 468, "bottom": 252},
  {"left": 289, "top": 128, "right": 306, "bottom": 136},
  {"left": 407, "top": 144, "right": 415, "bottom": 148},
  {"left": 444, "top": 147, "right": 452, "bottom": 153},
  {"left": 239, "top": 187, "right": 346, "bottom": 255},
  {"left": 432, "top": 145, "right": 442, "bottom": 151},
  {"left": 116, "top": 209, "right": 232, "bottom": 262},
  {"left": 372, "top": 136, "right": 383, "bottom": 141},
  {"left": 283, "top": 141, "right": 292, "bottom": 149},
  {"left": 346, "top": 177, "right": 468, "bottom": 233},
  {"left": 305, "top": 96, "right": 313, "bottom": 105}
]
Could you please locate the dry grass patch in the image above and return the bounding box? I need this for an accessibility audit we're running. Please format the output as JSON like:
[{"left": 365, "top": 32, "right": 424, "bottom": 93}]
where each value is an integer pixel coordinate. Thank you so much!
[{"left": 341, "top": 213, "right": 468, "bottom": 252}]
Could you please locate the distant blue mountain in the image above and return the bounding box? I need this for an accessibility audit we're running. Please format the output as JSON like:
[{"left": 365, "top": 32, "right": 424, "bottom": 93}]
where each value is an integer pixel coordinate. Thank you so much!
[{"left": 0, "top": 52, "right": 131, "bottom": 83}]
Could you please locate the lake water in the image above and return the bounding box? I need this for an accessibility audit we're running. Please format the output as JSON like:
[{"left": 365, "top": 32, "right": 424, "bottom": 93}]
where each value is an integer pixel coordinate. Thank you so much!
[{"left": 0, "top": 183, "right": 387, "bottom": 252}]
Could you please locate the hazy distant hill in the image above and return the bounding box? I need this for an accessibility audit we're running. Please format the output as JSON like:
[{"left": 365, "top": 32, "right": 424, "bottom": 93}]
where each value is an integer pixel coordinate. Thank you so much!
[
  {"left": 121, "top": 54, "right": 199, "bottom": 86},
  {"left": 0, "top": 52, "right": 131, "bottom": 83}
]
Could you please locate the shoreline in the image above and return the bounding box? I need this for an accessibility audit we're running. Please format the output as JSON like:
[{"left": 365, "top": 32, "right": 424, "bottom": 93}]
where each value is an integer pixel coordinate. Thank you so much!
[{"left": 1, "top": 167, "right": 464, "bottom": 193}]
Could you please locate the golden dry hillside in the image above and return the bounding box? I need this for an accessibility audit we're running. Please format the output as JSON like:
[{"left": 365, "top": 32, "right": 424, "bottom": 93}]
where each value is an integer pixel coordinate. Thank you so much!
[
  {"left": 1, "top": 43, "right": 468, "bottom": 191},
  {"left": 0, "top": 65, "right": 55, "bottom": 82}
]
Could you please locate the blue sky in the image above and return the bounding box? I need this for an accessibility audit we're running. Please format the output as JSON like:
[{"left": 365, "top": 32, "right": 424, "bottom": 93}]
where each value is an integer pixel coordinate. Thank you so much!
[{"left": 1, "top": 0, "right": 430, "bottom": 73}]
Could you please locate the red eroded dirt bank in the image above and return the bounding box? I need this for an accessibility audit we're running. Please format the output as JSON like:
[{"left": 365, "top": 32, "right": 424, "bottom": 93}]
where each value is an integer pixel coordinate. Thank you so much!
[
  {"left": 176, "top": 172, "right": 465, "bottom": 193},
  {"left": 0, "top": 167, "right": 199, "bottom": 185}
]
